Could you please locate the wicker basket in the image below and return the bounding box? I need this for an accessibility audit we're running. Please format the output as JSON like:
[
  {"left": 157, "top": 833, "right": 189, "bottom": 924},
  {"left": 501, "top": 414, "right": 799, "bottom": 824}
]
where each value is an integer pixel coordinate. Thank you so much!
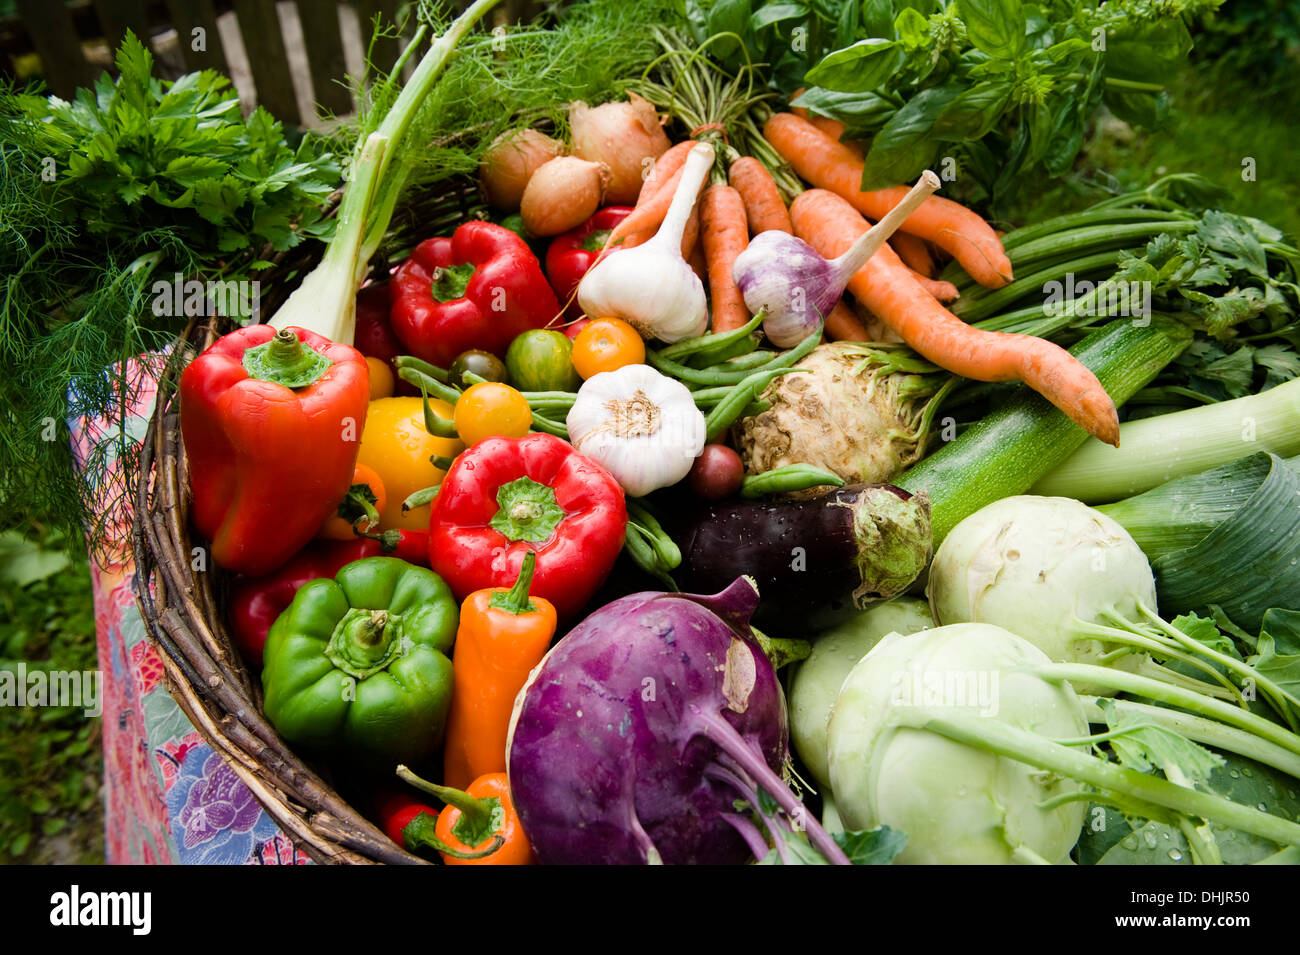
[{"left": 131, "top": 180, "right": 485, "bottom": 865}]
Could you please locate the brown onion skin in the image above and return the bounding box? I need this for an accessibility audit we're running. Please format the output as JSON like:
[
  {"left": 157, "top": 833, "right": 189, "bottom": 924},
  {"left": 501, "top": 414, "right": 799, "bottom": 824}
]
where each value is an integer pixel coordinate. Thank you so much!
[
  {"left": 520, "top": 156, "right": 609, "bottom": 237},
  {"left": 479, "top": 128, "right": 562, "bottom": 212},
  {"left": 569, "top": 94, "right": 671, "bottom": 205}
]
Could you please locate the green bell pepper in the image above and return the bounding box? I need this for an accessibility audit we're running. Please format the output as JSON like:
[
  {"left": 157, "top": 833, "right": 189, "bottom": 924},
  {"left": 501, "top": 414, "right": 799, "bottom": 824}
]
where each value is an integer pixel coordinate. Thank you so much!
[{"left": 261, "top": 557, "right": 458, "bottom": 765}]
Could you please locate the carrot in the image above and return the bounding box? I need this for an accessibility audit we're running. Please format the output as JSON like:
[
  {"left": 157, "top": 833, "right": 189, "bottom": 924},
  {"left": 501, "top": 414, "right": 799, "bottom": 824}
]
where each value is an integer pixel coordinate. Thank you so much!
[
  {"left": 605, "top": 142, "right": 701, "bottom": 254},
  {"left": 700, "top": 184, "right": 751, "bottom": 333},
  {"left": 765, "top": 112, "right": 1013, "bottom": 289},
  {"left": 790, "top": 189, "right": 1119, "bottom": 445},
  {"left": 729, "top": 157, "right": 792, "bottom": 234},
  {"left": 789, "top": 90, "right": 858, "bottom": 153},
  {"left": 911, "top": 271, "right": 960, "bottom": 302},
  {"left": 825, "top": 300, "right": 870, "bottom": 341},
  {"left": 889, "top": 231, "right": 936, "bottom": 277}
]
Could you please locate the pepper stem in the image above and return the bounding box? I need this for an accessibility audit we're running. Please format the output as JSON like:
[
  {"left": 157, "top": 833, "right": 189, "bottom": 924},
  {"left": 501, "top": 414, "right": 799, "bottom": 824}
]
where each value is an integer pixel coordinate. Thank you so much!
[
  {"left": 241, "top": 328, "right": 334, "bottom": 388},
  {"left": 396, "top": 765, "right": 502, "bottom": 850},
  {"left": 490, "top": 550, "right": 538, "bottom": 615}
]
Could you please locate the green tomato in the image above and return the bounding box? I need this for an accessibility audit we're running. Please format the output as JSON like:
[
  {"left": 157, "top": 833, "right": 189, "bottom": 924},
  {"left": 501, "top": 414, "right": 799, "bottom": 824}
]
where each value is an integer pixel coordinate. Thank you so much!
[
  {"left": 505, "top": 329, "right": 581, "bottom": 393},
  {"left": 449, "top": 349, "right": 509, "bottom": 389}
]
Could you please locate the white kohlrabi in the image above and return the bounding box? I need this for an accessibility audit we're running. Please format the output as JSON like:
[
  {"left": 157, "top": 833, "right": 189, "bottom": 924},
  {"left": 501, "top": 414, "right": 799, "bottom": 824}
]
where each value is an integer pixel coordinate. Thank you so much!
[
  {"left": 566, "top": 363, "right": 705, "bottom": 497},
  {"left": 927, "top": 495, "right": 1156, "bottom": 692},
  {"left": 789, "top": 597, "right": 934, "bottom": 790},
  {"left": 828, "top": 623, "right": 1089, "bottom": 864}
]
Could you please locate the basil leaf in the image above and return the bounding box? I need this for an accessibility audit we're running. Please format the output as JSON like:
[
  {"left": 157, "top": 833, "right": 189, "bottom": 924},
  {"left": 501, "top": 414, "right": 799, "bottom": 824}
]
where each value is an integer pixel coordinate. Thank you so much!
[
  {"left": 835, "top": 0, "right": 861, "bottom": 49},
  {"left": 894, "top": 7, "right": 929, "bottom": 47},
  {"left": 1104, "top": 88, "right": 1170, "bottom": 129},
  {"left": 708, "top": 0, "right": 755, "bottom": 61},
  {"left": 931, "top": 80, "right": 1012, "bottom": 141},
  {"left": 1043, "top": 97, "right": 1086, "bottom": 175},
  {"left": 862, "top": 0, "right": 897, "bottom": 40},
  {"left": 860, "top": 86, "right": 961, "bottom": 189},
  {"left": 804, "top": 38, "right": 902, "bottom": 92},
  {"left": 957, "top": 0, "right": 1026, "bottom": 60},
  {"left": 1104, "top": 18, "right": 1192, "bottom": 84},
  {"left": 751, "top": 2, "right": 809, "bottom": 32},
  {"left": 792, "top": 87, "right": 898, "bottom": 128}
]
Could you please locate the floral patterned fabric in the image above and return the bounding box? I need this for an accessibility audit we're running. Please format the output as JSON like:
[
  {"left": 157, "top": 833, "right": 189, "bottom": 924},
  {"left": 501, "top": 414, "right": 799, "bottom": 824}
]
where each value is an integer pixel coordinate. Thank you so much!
[{"left": 75, "top": 361, "right": 310, "bottom": 865}]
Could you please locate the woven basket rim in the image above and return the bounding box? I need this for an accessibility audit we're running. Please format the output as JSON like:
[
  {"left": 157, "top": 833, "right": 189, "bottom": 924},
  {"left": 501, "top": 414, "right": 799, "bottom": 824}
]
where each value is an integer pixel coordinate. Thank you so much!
[{"left": 130, "top": 177, "right": 485, "bottom": 865}]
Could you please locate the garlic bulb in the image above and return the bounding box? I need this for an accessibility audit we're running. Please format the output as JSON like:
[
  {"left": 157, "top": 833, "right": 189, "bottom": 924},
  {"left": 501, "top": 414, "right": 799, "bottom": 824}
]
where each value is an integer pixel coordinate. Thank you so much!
[
  {"left": 566, "top": 364, "right": 706, "bottom": 497},
  {"left": 576, "top": 142, "right": 714, "bottom": 343}
]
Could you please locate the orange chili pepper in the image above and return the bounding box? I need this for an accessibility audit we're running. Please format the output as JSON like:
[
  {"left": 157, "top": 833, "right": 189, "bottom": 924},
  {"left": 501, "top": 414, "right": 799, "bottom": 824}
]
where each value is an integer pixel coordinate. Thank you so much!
[
  {"left": 442, "top": 549, "right": 556, "bottom": 790},
  {"left": 318, "top": 464, "right": 387, "bottom": 540},
  {"left": 396, "top": 766, "right": 534, "bottom": 866}
]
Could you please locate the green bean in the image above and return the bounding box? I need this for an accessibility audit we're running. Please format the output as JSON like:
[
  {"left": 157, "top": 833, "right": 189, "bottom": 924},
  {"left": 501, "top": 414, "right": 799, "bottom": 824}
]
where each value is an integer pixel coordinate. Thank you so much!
[
  {"left": 656, "top": 309, "right": 765, "bottom": 364},
  {"left": 530, "top": 411, "right": 569, "bottom": 438},
  {"left": 649, "top": 322, "right": 822, "bottom": 386},
  {"left": 740, "top": 465, "right": 845, "bottom": 499},
  {"left": 715, "top": 349, "right": 779, "bottom": 371},
  {"left": 402, "top": 484, "right": 441, "bottom": 512},
  {"left": 397, "top": 366, "right": 461, "bottom": 405},
  {"left": 740, "top": 399, "right": 771, "bottom": 418},
  {"left": 623, "top": 524, "right": 678, "bottom": 590},
  {"left": 704, "top": 367, "right": 805, "bottom": 442},
  {"left": 419, "top": 388, "right": 459, "bottom": 438},
  {"left": 520, "top": 390, "right": 578, "bottom": 405},
  {"left": 393, "top": 355, "right": 451, "bottom": 383},
  {"left": 626, "top": 499, "right": 681, "bottom": 570}
]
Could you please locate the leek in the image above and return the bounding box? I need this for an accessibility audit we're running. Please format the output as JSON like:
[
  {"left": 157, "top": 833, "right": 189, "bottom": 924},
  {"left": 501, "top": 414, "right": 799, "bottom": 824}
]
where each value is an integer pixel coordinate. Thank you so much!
[
  {"left": 268, "top": 0, "right": 503, "bottom": 344},
  {"left": 1097, "top": 452, "right": 1300, "bottom": 632},
  {"left": 1032, "top": 377, "right": 1300, "bottom": 503}
]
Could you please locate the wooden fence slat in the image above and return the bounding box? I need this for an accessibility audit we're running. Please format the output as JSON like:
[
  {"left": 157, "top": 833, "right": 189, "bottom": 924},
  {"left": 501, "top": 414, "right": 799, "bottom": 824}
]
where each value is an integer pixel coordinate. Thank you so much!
[
  {"left": 163, "top": 0, "right": 229, "bottom": 75},
  {"left": 294, "top": 0, "right": 352, "bottom": 116},
  {"left": 231, "top": 0, "right": 301, "bottom": 124},
  {"left": 13, "top": 0, "right": 94, "bottom": 97},
  {"left": 93, "top": 0, "right": 152, "bottom": 54},
  {"left": 356, "top": 0, "right": 398, "bottom": 75}
]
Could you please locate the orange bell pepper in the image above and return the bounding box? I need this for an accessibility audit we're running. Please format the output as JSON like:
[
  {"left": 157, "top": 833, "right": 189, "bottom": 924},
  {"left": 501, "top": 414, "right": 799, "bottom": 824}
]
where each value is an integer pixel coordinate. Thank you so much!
[
  {"left": 318, "top": 463, "right": 387, "bottom": 540},
  {"left": 396, "top": 766, "right": 533, "bottom": 865},
  {"left": 442, "top": 549, "right": 556, "bottom": 790}
]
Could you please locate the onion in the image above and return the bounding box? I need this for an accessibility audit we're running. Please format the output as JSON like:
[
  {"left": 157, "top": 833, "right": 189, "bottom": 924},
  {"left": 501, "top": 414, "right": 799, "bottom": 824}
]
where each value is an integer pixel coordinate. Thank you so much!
[
  {"left": 478, "top": 128, "right": 562, "bottom": 213},
  {"left": 520, "top": 156, "right": 610, "bottom": 237},
  {"left": 569, "top": 94, "right": 670, "bottom": 205}
]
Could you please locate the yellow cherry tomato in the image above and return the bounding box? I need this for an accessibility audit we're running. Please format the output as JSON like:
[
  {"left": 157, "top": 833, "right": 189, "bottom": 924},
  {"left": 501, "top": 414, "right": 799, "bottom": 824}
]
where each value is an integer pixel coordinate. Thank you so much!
[
  {"left": 356, "top": 396, "right": 462, "bottom": 531},
  {"left": 366, "top": 356, "right": 396, "bottom": 400},
  {"left": 454, "top": 381, "right": 533, "bottom": 447},
  {"left": 571, "top": 317, "right": 646, "bottom": 379}
]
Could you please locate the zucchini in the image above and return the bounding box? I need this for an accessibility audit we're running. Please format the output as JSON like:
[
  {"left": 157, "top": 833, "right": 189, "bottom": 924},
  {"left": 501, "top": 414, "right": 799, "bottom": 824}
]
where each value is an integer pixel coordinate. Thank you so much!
[{"left": 896, "top": 317, "right": 1193, "bottom": 544}]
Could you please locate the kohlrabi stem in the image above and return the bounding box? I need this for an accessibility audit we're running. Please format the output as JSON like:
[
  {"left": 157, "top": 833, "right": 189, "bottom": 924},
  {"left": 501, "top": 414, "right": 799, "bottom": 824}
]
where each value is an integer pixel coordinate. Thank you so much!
[
  {"left": 830, "top": 170, "right": 940, "bottom": 281},
  {"left": 911, "top": 713, "right": 1300, "bottom": 848},
  {"left": 1078, "top": 618, "right": 1244, "bottom": 701},
  {"left": 1029, "top": 663, "right": 1300, "bottom": 759},
  {"left": 1078, "top": 696, "right": 1300, "bottom": 779},
  {"left": 650, "top": 143, "right": 716, "bottom": 253},
  {"left": 690, "top": 705, "right": 851, "bottom": 865},
  {"left": 1136, "top": 603, "right": 1300, "bottom": 733},
  {"left": 721, "top": 813, "right": 772, "bottom": 863}
]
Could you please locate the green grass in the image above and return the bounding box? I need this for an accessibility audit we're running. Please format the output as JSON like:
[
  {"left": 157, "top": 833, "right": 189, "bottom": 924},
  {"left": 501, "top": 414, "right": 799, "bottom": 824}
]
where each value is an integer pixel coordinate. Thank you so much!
[
  {"left": 0, "top": 522, "right": 103, "bottom": 864},
  {"left": 1002, "top": 67, "right": 1300, "bottom": 240}
]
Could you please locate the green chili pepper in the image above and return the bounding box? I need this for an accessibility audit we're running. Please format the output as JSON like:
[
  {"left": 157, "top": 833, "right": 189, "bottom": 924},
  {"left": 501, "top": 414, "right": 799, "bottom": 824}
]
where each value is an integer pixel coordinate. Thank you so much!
[{"left": 740, "top": 464, "right": 846, "bottom": 499}]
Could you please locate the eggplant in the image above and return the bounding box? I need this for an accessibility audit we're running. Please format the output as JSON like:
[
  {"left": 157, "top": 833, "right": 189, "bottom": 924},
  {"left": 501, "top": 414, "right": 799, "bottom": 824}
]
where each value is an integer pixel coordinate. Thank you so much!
[{"left": 677, "top": 484, "right": 932, "bottom": 635}]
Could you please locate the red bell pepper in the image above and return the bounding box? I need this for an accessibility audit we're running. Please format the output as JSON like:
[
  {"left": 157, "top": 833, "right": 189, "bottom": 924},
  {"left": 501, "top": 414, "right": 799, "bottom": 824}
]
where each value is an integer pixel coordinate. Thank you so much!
[
  {"left": 545, "top": 206, "right": 634, "bottom": 318},
  {"left": 389, "top": 221, "right": 561, "bottom": 368},
  {"left": 228, "top": 532, "right": 429, "bottom": 667},
  {"left": 180, "top": 325, "right": 370, "bottom": 577},
  {"left": 428, "top": 433, "right": 627, "bottom": 620}
]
